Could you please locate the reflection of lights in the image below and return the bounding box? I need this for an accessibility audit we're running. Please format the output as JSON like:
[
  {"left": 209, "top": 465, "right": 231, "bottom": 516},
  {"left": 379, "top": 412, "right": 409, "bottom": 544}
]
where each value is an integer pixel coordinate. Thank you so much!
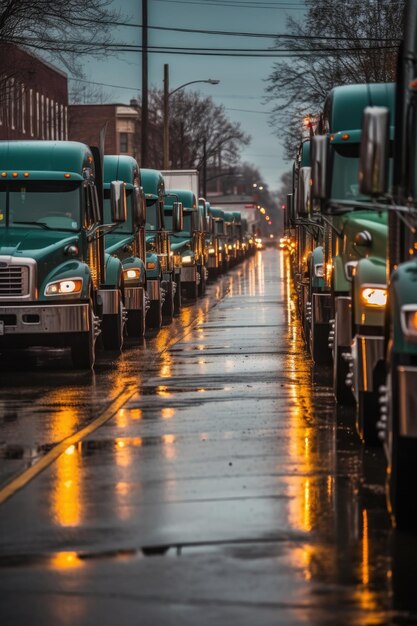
[
  {"left": 162, "top": 407, "right": 175, "bottom": 419},
  {"left": 129, "top": 408, "right": 143, "bottom": 420},
  {"left": 116, "top": 439, "right": 125, "bottom": 448},
  {"left": 65, "top": 444, "right": 76, "bottom": 456},
  {"left": 163, "top": 434, "right": 176, "bottom": 445},
  {"left": 157, "top": 385, "right": 172, "bottom": 397},
  {"left": 116, "top": 481, "right": 130, "bottom": 495},
  {"left": 50, "top": 551, "right": 83, "bottom": 570},
  {"left": 362, "top": 509, "right": 369, "bottom": 586}
]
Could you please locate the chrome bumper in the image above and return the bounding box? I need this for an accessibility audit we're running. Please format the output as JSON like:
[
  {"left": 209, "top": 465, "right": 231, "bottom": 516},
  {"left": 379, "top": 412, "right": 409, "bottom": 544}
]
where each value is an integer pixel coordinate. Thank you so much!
[
  {"left": 0, "top": 303, "right": 90, "bottom": 335},
  {"left": 207, "top": 256, "right": 218, "bottom": 269},
  {"left": 350, "top": 335, "right": 384, "bottom": 394},
  {"left": 124, "top": 286, "right": 145, "bottom": 311},
  {"left": 335, "top": 296, "right": 351, "bottom": 347},
  {"left": 181, "top": 266, "right": 197, "bottom": 283},
  {"left": 398, "top": 366, "right": 417, "bottom": 437},
  {"left": 312, "top": 292, "right": 332, "bottom": 324},
  {"left": 98, "top": 288, "right": 120, "bottom": 315}
]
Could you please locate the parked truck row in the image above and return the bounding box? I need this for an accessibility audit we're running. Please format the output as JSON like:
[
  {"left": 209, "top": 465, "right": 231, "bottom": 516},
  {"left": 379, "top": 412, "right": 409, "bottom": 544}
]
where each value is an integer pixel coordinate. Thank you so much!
[
  {"left": 282, "top": 0, "right": 417, "bottom": 530},
  {"left": 0, "top": 151, "right": 256, "bottom": 370}
]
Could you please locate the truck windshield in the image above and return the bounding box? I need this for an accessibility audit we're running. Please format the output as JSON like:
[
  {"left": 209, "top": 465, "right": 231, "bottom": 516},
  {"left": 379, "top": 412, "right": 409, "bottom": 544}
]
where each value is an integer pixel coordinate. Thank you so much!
[
  {"left": 0, "top": 181, "right": 81, "bottom": 231},
  {"left": 103, "top": 189, "right": 133, "bottom": 234},
  {"left": 331, "top": 144, "right": 368, "bottom": 202}
]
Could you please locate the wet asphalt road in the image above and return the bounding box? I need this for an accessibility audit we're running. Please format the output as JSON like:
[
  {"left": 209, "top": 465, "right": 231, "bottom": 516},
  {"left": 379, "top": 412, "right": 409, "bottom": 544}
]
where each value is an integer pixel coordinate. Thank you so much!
[{"left": 1, "top": 248, "right": 417, "bottom": 626}]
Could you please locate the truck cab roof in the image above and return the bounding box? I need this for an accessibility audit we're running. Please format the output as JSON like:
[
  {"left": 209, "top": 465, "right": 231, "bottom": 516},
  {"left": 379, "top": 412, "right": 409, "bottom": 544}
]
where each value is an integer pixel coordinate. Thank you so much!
[
  {"left": 141, "top": 168, "right": 165, "bottom": 202},
  {"left": 165, "top": 189, "right": 197, "bottom": 211},
  {"left": 104, "top": 155, "right": 139, "bottom": 190}
]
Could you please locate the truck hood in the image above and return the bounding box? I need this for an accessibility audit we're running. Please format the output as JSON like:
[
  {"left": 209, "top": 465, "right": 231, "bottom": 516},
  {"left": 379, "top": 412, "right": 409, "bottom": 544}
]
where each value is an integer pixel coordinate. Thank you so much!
[{"left": 0, "top": 227, "right": 79, "bottom": 259}]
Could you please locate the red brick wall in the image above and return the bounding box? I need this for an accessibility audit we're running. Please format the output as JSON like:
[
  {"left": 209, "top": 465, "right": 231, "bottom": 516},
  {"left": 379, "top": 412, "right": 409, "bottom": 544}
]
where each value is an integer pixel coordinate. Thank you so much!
[
  {"left": 0, "top": 43, "right": 68, "bottom": 141},
  {"left": 68, "top": 105, "right": 118, "bottom": 153}
]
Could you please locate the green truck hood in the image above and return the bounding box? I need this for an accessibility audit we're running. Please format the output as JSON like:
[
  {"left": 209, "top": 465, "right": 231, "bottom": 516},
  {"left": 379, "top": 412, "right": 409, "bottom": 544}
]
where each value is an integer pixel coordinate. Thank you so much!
[
  {"left": 0, "top": 227, "right": 79, "bottom": 259},
  {"left": 342, "top": 211, "right": 387, "bottom": 262},
  {"left": 105, "top": 233, "right": 135, "bottom": 255}
]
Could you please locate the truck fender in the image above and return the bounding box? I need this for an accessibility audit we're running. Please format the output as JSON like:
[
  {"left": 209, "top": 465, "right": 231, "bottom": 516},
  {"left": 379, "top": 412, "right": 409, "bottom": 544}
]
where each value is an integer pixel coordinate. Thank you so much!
[
  {"left": 105, "top": 253, "right": 123, "bottom": 287},
  {"left": 333, "top": 255, "right": 351, "bottom": 294},
  {"left": 122, "top": 257, "right": 146, "bottom": 286},
  {"left": 40, "top": 260, "right": 92, "bottom": 301},
  {"left": 145, "top": 252, "right": 161, "bottom": 279}
]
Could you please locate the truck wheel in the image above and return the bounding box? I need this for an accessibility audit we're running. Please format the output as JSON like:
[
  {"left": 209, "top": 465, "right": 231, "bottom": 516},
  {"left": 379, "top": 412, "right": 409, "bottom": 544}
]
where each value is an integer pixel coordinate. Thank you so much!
[
  {"left": 333, "top": 345, "right": 354, "bottom": 405},
  {"left": 357, "top": 391, "right": 380, "bottom": 446},
  {"left": 174, "top": 275, "right": 181, "bottom": 315},
  {"left": 184, "top": 282, "right": 198, "bottom": 301},
  {"left": 126, "top": 310, "right": 145, "bottom": 338},
  {"left": 198, "top": 266, "right": 206, "bottom": 296},
  {"left": 71, "top": 302, "right": 96, "bottom": 370},
  {"left": 162, "top": 280, "right": 175, "bottom": 323},
  {"left": 147, "top": 298, "right": 163, "bottom": 329},
  {"left": 101, "top": 298, "right": 124, "bottom": 351}
]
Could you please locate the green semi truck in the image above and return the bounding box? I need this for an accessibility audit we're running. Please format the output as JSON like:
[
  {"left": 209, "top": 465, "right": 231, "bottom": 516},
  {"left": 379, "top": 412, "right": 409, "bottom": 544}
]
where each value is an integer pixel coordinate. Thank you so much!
[
  {"left": 359, "top": 0, "right": 417, "bottom": 526},
  {"left": 141, "top": 169, "right": 179, "bottom": 328},
  {"left": 103, "top": 155, "right": 148, "bottom": 337},
  {"left": 0, "top": 140, "right": 126, "bottom": 369},
  {"left": 311, "top": 83, "right": 394, "bottom": 446}
]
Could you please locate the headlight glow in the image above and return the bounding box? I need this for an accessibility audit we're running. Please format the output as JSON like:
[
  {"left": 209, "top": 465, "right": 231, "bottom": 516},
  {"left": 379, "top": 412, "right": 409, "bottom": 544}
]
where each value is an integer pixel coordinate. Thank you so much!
[
  {"left": 209, "top": 247, "right": 215, "bottom": 254},
  {"left": 124, "top": 268, "right": 141, "bottom": 280},
  {"left": 45, "top": 278, "right": 83, "bottom": 296},
  {"left": 182, "top": 255, "right": 193, "bottom": 264},
  {"left": 360, "top": 287, "right": 387, "bottom": 307}
]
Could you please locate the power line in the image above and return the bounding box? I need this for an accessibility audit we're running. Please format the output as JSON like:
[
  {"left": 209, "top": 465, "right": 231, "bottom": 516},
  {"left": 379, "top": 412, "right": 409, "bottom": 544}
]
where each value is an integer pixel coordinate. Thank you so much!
[
  {"left": 69, "top": 77, "right": 140, "bottom": 91},
  {"left": 152, "top": 0, "right": 306, "bottom": 7},
  {"left": 225, "top": 108, "right": 270, "bottom": 114}
]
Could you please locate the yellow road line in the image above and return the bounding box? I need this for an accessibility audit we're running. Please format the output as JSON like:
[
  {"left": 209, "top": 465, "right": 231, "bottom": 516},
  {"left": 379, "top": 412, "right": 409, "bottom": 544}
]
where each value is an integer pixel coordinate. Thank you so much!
[
  {"left": 0, "top": 385, "right": 136, "bottom": 506},
  {"left": 0, "top": 276, "right": 231, "bottom": 507}
]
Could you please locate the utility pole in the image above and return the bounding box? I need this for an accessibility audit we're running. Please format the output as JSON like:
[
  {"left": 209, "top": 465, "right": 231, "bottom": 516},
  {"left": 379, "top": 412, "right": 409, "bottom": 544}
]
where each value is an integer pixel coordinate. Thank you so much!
[
  {"left": 163, "top": 64, "right": 169, "bottom": 169},
  {"left": 202, "top": 137, "right": 207, "bottom": 198},
  {"left": 141, "top": 0, "right": 148, "bottom": 167}
]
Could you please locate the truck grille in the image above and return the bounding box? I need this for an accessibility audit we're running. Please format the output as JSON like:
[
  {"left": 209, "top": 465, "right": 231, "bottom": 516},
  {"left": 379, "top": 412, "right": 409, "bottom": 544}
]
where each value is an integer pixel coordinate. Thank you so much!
[{"left": 0, "top": 266, "right": 30, "bottom": 297}]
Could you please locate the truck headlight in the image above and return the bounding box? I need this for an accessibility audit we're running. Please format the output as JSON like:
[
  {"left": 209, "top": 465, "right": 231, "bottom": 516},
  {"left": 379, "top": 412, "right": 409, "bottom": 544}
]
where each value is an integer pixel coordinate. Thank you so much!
[
  {"left": 182, "top": 255, "right": 193, "bottom": 264},
  {"left": 401, "top": 305, "right": 417, "bottom": 340},
  {"left": 314, "top": 264, "right": 324, "bottom": 278},
  {"left": 360, "top": 286, "right": 387, "bottom": 307},
  {"left": 208, "top": 247, "right": 215, "bottom": 254},
  {"left": 123, "top": 268, "right": 141, "bottom": 282},
  {"left": 45, "top": 278, "right": 83, "bottom": 296}
]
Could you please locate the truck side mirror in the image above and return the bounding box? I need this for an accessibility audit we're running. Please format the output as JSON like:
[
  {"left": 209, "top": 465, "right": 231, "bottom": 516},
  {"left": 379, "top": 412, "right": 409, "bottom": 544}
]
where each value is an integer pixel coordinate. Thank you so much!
[
  {"left": 132, "top": 186, "right": 146, "bottom": 227},
  {"left": 311, "top": 135, "right": 329, "bottom": 200},
  {"left": 296, "top": 167, "right": 311, "bottom": 218},
  {"left": 172, "top": 201, "right": 184, "bottom": 232},
  {"left": 110, "top": 181, "right": 127, "bottom": 223},
  {"left": 359, "top": 106, "right": 389, "bottom": 197},
  {"left": 206, "top": 215, "right": 212, "bottom": 233}
]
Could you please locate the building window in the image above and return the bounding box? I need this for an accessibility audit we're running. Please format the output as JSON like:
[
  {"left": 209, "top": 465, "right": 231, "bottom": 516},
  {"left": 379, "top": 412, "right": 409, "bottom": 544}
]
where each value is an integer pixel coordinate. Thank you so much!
[
  {"left": 21, "top": 83, "right": 26, "bottom": 134},
  {"left": 45, "top": 97, "right": 49, "bottom": 139},
  {"left": 29, "top": 89, "right": 33, "bottom": 136},
  {"left": 50, "top": 99, "right": 55, "bottom": 140},
  {"left": 9, "top": 78, "right": 15, "bottom": 130},
  {"left": 119, "top": 132, "right": 128, "bottom": 153}
]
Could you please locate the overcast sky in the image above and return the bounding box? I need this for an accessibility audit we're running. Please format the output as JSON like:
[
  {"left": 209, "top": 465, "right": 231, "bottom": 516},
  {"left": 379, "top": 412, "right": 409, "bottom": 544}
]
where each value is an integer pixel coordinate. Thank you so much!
[{"left": 71, "top": 0, "right": 306, "bottom": 191}]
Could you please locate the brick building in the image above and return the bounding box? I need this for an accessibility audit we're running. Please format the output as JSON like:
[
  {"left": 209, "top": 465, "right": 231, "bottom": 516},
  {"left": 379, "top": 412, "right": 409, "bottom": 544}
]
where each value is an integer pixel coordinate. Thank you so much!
[
  {"left": 68, "top": 104, "right": 140, "bottom": 159},
  {"left": 0, "top": 43, "right": 68, "bottom": 141}
]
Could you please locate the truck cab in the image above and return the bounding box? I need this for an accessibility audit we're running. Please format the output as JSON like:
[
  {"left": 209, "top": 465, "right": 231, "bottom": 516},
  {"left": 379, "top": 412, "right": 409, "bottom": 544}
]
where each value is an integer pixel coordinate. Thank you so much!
[
  {"left": 0, "top": 140, "right": 125, "bottom": 369},
  {"left": 165, "top": 189, "right": 203, "bottom": 300},
  {"left": 141, "top": 168, "right": 177, "bottom": 328},
  {"left": 311, "top": 83, "right": 394, "bottom": 442},
  {"left": 208, "top": 207, "right": 226, "bottom": 276},
  {"left": 104, "top": 155, "right": 147, "bottom": 337}
]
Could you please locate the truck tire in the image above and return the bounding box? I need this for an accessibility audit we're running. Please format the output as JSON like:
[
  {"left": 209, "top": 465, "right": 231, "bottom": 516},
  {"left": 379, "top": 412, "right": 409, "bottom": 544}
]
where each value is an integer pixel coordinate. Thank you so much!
[
  {"left": 198, "top": 265, "right": 206, "bottom": 296},
  {"left": 184, "top": 282, "right": 198, "bottom": 301},
  {"left": 357, "top": 391, "right": 380, "bottom": 447},
  {"left": 101, "top": 297, "right": 124, "bottom": 351},
  {"left": 174, "top": 275, "right": 181, "bottom": 315},
  {"left": 147, "top": 297, "right": 163, "bottom": 329},
  {"left": 71, "top": 302, "right": 96, "bottom": 370},
  {"left": 126, "top": 309, "right": 145, "bottom": 338},
  {"left": 162, "top": 280, "right": 175, "bottom": 324},
  {"left": 333, "top": 345, "right": 354, "bottom": 405}
]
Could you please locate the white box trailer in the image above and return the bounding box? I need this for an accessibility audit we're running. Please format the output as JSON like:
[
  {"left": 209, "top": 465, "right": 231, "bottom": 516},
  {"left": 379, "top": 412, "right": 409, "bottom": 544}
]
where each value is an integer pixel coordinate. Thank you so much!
[{"left": 161, "top": 170, "right": 199, "bottom": 200}]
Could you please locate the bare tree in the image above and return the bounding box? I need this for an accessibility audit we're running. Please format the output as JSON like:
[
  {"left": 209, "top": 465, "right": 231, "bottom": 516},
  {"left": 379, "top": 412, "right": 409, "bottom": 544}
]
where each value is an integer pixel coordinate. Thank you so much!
[
  {"left": 265, "top": 0, "right": 405, "bottom": 159},
  {"left": 144, "top": 88, "right": 251, "bottom": 172}
]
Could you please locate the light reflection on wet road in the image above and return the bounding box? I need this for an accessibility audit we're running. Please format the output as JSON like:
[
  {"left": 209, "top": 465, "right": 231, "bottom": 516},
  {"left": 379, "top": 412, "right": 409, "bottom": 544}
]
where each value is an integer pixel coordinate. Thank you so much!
[{"left": 1, "top": 249, "right": 417, "bottom": 625}]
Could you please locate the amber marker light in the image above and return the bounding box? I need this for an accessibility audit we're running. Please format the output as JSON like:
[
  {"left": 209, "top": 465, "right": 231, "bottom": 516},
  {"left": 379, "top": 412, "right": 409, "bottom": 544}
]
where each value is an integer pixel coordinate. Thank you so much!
[
  {"left": 1, "top": 172, "right": 6, "bottom": 177},
  {"left": 64, "top": 173, "right": 71, "bottom": 179},
  {"left": 341, "top": 133, "right": 350, "bottom": 140},
  {"left": 408, "top": 311, "right": 417, "bottom": 331},
  {"left": 23, "top": 172, "right": 29, "bottom": 178},
  {"left": 12, "top": 172, "right": 18, "bottom": 178}
]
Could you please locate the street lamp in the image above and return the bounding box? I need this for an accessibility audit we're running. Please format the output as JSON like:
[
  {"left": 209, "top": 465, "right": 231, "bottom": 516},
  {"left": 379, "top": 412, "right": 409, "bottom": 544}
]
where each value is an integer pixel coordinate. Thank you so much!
[{"left": 163, "top": 64, "right": 220, "bottom": 169}]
